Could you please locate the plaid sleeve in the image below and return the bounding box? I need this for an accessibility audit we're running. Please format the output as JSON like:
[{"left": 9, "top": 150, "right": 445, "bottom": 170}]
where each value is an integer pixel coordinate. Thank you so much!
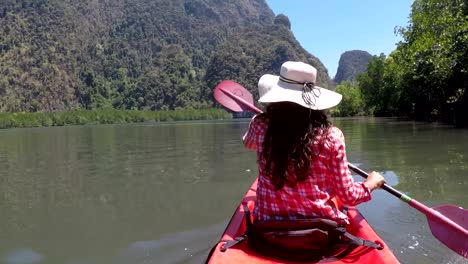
[
  {"left": 243, "top": 114, "right": 264, "bottom": 150},
  {"left": 328, "top": 127, "right": 371, "bottom": 205}
]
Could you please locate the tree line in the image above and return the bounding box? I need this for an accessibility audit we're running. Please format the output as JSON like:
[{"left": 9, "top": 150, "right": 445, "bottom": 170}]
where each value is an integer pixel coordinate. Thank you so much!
[
  {"left": 0, "top": 108, "right": 231, "bottom": 129},
  {"left": 332, "top": 0, "right": 467, "bottom": 127}
]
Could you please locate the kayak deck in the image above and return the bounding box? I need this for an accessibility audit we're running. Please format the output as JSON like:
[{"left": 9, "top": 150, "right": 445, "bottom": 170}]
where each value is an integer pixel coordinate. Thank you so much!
[{"left": 206, "top": 179, "right": 400, "bottom": 264}]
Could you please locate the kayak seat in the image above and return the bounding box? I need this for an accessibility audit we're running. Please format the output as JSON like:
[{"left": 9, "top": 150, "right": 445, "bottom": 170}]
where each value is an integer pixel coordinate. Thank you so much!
[{"left": 220, "top": 204, "right": 383, "bottom": 262}]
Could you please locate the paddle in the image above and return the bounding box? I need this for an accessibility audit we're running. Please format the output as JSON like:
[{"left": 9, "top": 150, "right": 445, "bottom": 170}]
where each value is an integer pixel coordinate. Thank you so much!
[
  {"left": 214, "top": 79, "right": 468, "bottom": 258},
  {"left": 348, "top": 164, "right": 468, "bottom": 258}
]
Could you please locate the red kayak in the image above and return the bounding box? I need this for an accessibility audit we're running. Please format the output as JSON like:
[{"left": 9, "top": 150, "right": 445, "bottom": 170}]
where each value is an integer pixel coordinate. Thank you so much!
[{"left": 206, "top": 179, "right": 400, "bottom": 264}]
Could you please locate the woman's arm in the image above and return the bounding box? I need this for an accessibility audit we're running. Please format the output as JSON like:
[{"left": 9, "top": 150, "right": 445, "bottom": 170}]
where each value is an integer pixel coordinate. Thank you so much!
[{"left": 327, "top": 127, "right": 384, "bottom": 205}]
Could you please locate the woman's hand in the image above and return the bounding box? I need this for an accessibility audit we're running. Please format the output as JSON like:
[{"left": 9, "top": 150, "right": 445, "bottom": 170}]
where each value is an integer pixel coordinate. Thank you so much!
[{"left": 364, "top": 171, "right": 386, "bottom": 191}]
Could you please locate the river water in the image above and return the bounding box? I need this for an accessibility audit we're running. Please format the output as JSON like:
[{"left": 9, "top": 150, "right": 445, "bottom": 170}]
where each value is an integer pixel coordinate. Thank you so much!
[{"left": 0, "top": 118, "right": 466, "bottom": 264}]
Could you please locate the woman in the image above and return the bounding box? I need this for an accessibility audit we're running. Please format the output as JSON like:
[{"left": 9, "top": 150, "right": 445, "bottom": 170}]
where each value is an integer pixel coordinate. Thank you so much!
[{"left": 243, "top": 61, "right": 385, "bottom": 224}]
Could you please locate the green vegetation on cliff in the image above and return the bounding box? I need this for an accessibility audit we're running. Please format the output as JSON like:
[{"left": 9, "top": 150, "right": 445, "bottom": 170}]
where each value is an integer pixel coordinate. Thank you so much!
[
  {"left": 0, "top": 0, "right": 333, "bottom": 114},
  {"left": 334, "top": 50, "right": 373, "bottom": 83}
]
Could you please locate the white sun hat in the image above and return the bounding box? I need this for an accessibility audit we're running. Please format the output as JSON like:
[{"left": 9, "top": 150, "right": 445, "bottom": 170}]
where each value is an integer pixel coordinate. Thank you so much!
[{"left": 258, "top": 61, "right": 342, "bottom": 110}]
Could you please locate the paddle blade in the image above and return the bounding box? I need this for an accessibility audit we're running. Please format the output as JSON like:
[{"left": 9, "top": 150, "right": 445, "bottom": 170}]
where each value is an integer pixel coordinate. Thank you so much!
[
  {"left": 427, "top": 205, "right": 468, "bottom": 258},
  {"left": 214, "top": 80, "right": 258, "bottom": 113}
]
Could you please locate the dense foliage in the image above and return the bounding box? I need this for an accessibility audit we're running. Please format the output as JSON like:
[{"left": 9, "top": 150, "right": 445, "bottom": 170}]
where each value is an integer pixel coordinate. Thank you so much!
[
  {"left": 396, "top": 0, "right": 468, "bottom": 126},
  {"left": 0, "top": 0, "right": 333, "bottom": 114},
  {"left": 334, "top": 50, "right": 373, "bottom": 83},
  {"left": 330, "top": 81, "right": 364, "bottom": 117},
  {"left": 349, "top": 0, "right": 467, "bottom": 127}
]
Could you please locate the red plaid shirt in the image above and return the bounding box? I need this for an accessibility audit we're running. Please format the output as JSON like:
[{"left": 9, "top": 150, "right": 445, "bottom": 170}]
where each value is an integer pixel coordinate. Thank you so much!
[{"left": 243, "top": 115, "right": 371, "bottom": 223}]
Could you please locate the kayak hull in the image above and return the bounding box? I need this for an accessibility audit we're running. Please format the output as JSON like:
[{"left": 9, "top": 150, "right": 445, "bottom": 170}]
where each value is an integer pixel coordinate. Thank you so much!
[{"left": 206, "top": 179, "right": 400, "bottom": 264}]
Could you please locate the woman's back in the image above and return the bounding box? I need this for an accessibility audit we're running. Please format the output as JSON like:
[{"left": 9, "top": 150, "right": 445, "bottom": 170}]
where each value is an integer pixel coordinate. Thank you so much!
[{"left": 244, "top": 115, "right": 371, "bottom": 223}]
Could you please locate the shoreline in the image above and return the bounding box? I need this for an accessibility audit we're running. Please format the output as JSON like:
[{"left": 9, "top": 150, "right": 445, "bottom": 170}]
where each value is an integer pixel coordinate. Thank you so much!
[{"left": 0, "top": 108, "right": 232, "bottom": 129}]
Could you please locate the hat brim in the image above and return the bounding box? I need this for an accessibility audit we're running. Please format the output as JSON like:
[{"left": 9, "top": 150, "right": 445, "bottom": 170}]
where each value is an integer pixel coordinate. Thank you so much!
[{"left": 258, "top": 74, "right": 342, "bottom": 110}]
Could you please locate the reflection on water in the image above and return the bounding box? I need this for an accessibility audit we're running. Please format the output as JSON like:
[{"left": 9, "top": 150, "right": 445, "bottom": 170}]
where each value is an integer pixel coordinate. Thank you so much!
[
  {"left": 119, "top": 221, "right": 227, "bottom": 264},
  {"left": 0, "top": 118, "right": 466, "bottom": 264},
  {"left": 4, "top": 248, "right": 43, "bottom": 264}
]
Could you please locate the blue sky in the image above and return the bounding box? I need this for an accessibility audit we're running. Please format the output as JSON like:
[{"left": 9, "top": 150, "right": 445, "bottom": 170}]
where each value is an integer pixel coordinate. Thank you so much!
[{"left": 265, "top": 0, "right": 413, "bottom": 78}]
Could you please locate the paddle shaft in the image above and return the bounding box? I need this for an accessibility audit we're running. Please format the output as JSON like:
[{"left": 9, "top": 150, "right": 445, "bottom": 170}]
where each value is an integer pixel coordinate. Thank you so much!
[
  {"left": 348, "top": 164, "right": 468, "bottom": 238},
  {"left": 348, "top": 164, "right": 407, "bottom": 201},
  {"left": 349, "top": 164, "right": 439, "bottom": 214}
]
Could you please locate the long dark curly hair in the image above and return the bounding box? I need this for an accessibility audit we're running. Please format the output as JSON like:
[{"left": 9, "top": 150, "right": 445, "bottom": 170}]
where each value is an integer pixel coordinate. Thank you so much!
[{"left": 259, "top": 102, "right": 331, "bottom": 190}]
